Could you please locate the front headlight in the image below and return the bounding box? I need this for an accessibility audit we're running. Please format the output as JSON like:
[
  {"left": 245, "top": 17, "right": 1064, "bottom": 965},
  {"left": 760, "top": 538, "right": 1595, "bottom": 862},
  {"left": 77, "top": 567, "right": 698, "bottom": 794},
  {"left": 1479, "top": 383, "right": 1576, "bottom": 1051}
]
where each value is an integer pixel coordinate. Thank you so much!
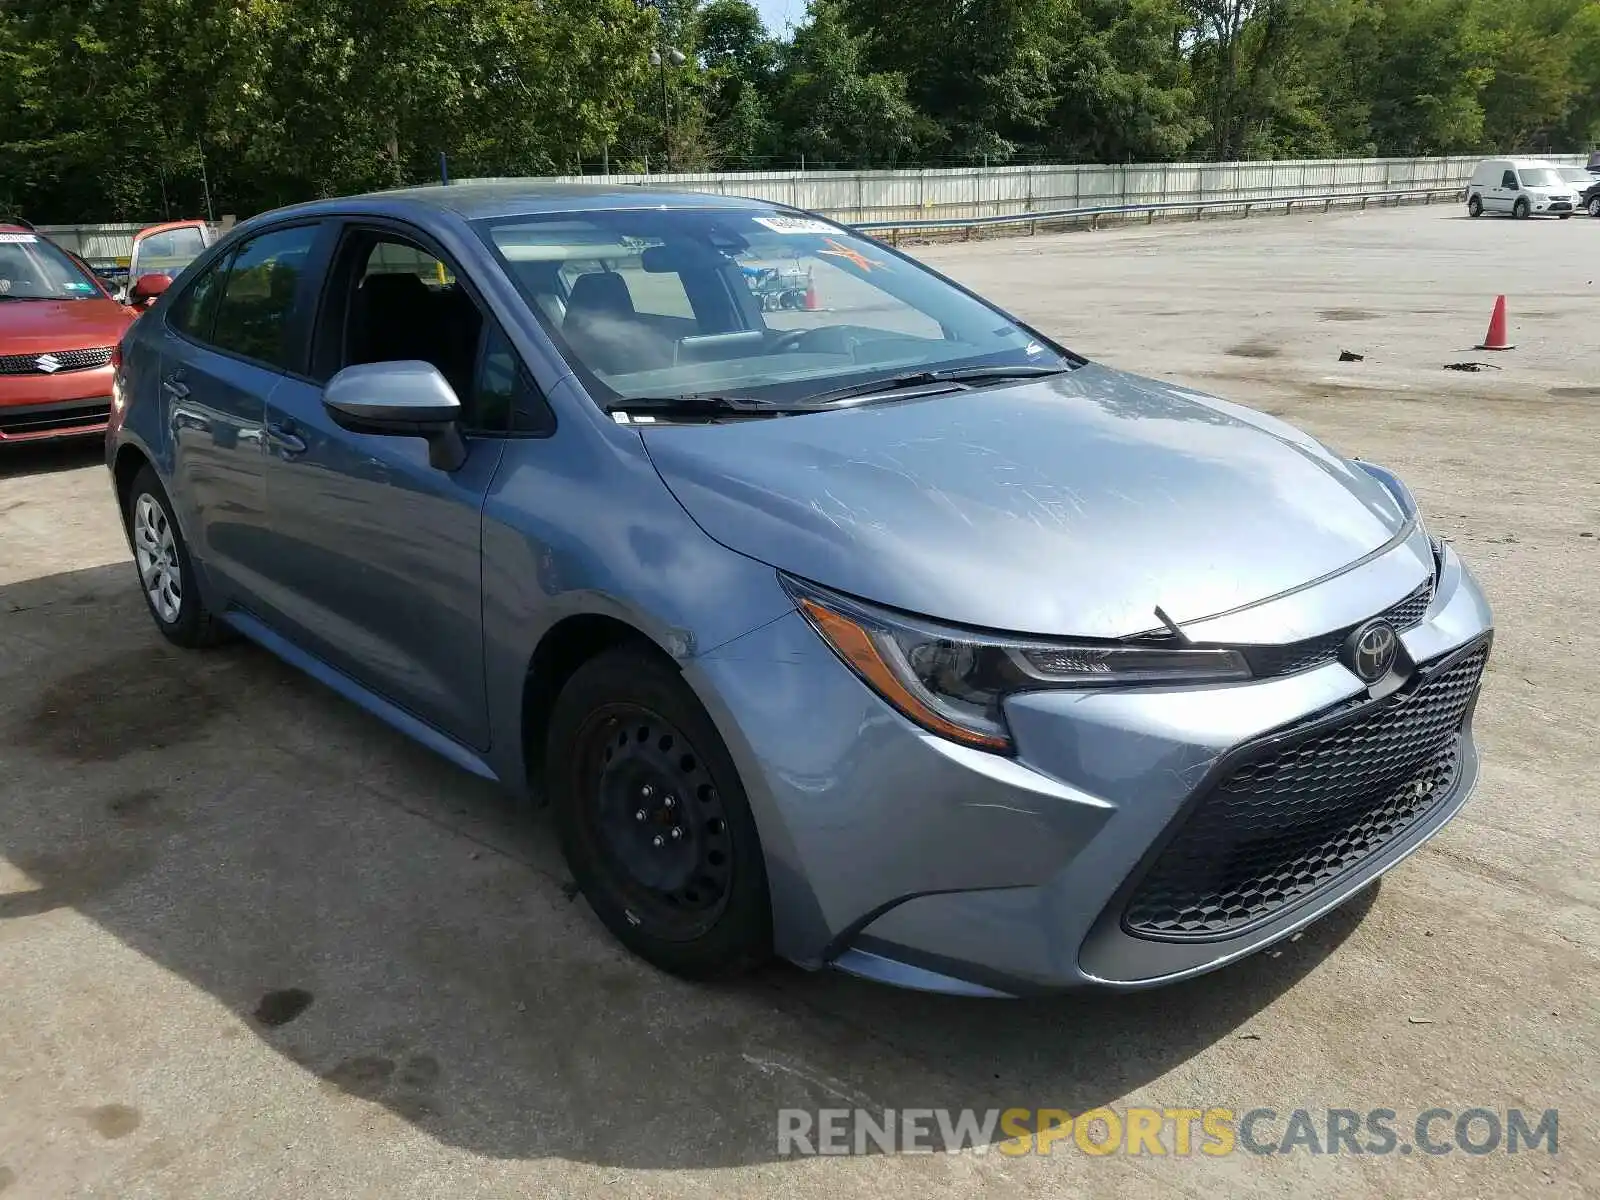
[{"left": 783, "top": 576, "right": 1251, "bottom": 753}]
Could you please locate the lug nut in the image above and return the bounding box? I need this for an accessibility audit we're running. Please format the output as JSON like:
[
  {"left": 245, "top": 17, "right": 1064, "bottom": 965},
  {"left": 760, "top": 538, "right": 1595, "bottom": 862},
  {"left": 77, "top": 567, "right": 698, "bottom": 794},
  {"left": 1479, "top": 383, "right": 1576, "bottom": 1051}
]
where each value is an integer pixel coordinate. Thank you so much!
[
  {"left": 652, "top": 835, "right": 665, "bottom": 847},
  {"left": 670, "top": 827, "right": 683, "bottom": 840},
  {"left": 642, "top": 785, "right": 654, "bottom": 799},
  {"left": 635, "top": 809, "right": 646, "bottom": 821},
  {"left": 664, "top": 795, "right": 676, "bottom": 809}
]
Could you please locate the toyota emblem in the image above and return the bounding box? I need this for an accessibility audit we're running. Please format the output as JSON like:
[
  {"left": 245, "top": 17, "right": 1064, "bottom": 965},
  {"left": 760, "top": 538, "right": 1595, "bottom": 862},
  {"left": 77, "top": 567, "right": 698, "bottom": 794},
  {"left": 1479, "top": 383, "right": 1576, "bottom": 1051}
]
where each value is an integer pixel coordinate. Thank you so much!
[{"left": 1343, "top": 619, "right": 1399, "bottom": 683}]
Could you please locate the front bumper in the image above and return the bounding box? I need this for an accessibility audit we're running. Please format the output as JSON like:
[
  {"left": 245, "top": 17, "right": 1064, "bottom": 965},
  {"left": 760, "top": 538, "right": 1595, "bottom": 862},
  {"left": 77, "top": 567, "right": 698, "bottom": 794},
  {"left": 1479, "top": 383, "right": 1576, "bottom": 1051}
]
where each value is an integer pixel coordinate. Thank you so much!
[
  {"left": 0, "top": 365, "right": 115, "bottom": 442},
  {"left": 688, "top": 537, "right": 1493, "bottom": 996}
]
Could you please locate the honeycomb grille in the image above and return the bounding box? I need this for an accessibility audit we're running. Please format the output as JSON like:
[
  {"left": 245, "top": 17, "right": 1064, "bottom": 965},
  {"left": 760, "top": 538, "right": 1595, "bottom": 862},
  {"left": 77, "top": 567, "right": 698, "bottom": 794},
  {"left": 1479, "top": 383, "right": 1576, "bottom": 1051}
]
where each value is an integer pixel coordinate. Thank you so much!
[
  {"left": 1124, "top": 641, "right": 1488, "bottom": 940},
  {"left": 1241, "top": 580, "right": 1434, "bottom": 678},
  {"left": 0, "top": 346, "right": 113, "bottom": 375}
]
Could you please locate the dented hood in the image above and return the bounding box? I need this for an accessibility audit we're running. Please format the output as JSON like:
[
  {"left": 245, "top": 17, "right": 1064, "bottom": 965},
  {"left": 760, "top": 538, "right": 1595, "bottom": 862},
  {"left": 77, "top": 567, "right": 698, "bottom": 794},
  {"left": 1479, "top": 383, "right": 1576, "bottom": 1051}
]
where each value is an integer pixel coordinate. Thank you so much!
[{"left": 639, "top": 365, "right": 1410, "bottom": 637}]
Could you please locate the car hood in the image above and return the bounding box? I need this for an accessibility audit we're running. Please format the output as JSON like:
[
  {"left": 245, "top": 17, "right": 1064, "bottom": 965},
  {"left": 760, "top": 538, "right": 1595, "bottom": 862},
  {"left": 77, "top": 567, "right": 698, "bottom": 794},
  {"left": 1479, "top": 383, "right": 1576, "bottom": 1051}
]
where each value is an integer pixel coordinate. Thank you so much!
[
  {"left": 639, "top": 364, "right": 1411, "bottom": 637},
  {"left": 0, "top": 298, "right": 134, "bottom": 354}
]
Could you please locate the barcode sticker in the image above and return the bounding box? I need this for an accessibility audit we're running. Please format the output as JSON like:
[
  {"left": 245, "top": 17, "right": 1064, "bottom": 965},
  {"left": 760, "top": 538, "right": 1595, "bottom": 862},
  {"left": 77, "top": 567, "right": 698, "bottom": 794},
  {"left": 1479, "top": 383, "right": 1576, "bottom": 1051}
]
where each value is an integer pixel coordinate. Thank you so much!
[
  {"left": 0, "top": 232, "right": 39, "bottom": 243},
  {"left": 753, "top": 217, "right": 837, "bottom": 235}
]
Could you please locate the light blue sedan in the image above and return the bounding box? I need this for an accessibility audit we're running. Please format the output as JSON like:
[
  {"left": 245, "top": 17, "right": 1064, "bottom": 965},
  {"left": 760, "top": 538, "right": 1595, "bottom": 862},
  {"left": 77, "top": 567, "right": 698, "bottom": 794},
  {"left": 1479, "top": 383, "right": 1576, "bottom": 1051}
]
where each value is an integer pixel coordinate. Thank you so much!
[{"left": 106, "top": 183, "right": 1493, "bottom": 996}]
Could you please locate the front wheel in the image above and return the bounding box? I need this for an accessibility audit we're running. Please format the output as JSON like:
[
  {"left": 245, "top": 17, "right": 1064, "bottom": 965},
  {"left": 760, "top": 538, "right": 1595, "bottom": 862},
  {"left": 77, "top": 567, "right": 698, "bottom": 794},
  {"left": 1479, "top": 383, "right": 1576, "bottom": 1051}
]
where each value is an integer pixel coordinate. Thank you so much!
[
  {"left": 1513, "top": 197, "right": 1530, "bottom": 219},
  {"left": 1467, "top": 195, "right": 1483, "bottom": 218},
  {"left": 1589, "top": 196, "right": 1600, "bottom": 217},
  {"left": 547, "top": 647, "right": 772, "bottom": 979}
]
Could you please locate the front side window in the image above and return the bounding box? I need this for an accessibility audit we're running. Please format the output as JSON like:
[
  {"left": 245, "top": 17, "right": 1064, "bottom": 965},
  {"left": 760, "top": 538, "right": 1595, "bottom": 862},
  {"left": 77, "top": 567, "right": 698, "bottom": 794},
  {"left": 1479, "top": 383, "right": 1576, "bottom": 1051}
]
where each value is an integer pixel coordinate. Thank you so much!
[
  {"left": 209, "top": 225, "right": 319, "bottom": 370},
  {"left": 0, "top": 232, "right": 105, "bottom": 301},
  {"left": 476, "top": 209, "right": 1069, "bottom": 407},
  {"left": 1502, "top": 170, "right": 1519, "bottom": 189}
]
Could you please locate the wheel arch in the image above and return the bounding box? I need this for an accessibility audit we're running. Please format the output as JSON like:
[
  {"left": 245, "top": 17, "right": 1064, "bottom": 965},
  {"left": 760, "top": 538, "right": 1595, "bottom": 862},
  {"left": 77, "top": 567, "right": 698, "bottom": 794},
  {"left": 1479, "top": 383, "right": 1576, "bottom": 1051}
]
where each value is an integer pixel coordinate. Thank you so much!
[
  {"left": 112, "top": 442, "right": 152, "bottom": 514},
  {"left": 519, "top": 612, "right": 678, "bottom": 797}
]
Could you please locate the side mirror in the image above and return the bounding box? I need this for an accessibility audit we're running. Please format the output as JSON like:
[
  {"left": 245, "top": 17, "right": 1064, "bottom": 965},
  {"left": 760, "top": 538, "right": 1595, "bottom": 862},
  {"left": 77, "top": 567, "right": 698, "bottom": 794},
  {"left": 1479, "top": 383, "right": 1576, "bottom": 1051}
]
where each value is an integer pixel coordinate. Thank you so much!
[
  {"left": 323, "top": 360, "right": 467, "bottom": 472},
  {"left": 131, "top": 273, "right": 172, "bottom": 305}
]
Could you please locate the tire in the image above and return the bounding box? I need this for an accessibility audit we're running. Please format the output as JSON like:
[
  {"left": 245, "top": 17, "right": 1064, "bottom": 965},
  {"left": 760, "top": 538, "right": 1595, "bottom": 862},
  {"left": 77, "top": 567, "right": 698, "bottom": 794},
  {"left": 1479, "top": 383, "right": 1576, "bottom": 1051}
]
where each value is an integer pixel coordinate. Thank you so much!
[
  {"left": 1588, "top": 196, "right": 1600, "bottom": 217},
  {"left": 1513, "top": 197, "right": 1530, "bottom": 219},
  {"left": 124, "top": 465, "right": 231, "bottom": 648},
  {"left": 546, "top": 646, "right": 772, "bottom": 979},
  {"left": 1467, "top": 194, "right": 1482, "bottom": 218}
]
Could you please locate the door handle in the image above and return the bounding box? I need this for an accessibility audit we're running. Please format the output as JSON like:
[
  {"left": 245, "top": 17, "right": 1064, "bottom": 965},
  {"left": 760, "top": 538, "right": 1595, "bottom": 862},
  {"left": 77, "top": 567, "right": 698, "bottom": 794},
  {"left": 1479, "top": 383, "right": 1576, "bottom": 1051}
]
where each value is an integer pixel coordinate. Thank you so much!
[
  {"left": 162, "top": 377, "right": 190, "bottom": 399},
  {"left": 265, "top": 422, "right": 308, "bottom": 458}
]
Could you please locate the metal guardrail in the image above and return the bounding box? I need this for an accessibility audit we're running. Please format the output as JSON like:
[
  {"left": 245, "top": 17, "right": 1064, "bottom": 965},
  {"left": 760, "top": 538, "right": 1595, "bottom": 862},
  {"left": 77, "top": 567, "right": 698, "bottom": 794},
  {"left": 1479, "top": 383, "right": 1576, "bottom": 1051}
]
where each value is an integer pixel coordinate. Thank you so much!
[{"left": 852, "top": 186, "right": 1465, "bottom": 238}]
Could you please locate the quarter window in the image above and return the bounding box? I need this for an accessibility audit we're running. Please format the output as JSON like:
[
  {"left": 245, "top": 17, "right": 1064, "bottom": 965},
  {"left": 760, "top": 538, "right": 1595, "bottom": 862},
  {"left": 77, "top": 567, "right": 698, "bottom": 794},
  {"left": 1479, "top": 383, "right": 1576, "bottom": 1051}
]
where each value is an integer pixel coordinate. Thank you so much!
[
  {"left": 168, "top": 251, "right": 230, "bottom": 341},
  {"left": 208, "top": 225, "right": 319, "bottom": 370}
]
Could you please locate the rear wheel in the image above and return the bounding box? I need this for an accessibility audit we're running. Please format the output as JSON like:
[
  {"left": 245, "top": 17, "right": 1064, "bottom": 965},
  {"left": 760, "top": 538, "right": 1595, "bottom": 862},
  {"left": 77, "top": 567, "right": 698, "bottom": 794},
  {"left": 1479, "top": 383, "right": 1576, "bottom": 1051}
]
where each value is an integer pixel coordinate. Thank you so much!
[
  {"left": 1513, "top": 197, "right": 1531, "bottom": 219},
  {"left": 547, "top": 647, "right": 771, "bottom": 979},
  {"left": 1588, "top": 196, "right": 1600, "bottom": 217},
  {"left": 1467, "top": 194, "right": 1483, "bottom": 218},
  {"left": 124, "top": 465, "right": 230, "bottom": 648}
]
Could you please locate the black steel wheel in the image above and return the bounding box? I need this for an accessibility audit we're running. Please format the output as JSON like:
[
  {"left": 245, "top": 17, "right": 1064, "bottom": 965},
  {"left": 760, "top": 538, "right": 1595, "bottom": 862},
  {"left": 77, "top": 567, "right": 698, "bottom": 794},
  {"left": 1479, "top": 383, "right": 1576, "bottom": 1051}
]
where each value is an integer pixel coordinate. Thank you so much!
[{"left": 547, "top": 647, "right": 771, "bottom": 978}]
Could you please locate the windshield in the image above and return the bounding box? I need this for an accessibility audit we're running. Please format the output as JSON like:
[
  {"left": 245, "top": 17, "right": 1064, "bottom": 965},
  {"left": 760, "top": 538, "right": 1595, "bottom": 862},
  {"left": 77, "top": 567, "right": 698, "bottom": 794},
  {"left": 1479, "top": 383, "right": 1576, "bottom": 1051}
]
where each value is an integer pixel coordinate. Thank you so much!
[
  {"left": 476, "top": 208, "right": 1072, "bottom": 405},
  {"left": 0, "top": 232, "right": 104, "bottom": 301},
  {"left": 1519, "top": 168, "right": 1563, "bottom": 189},
  {"left": 1558, "top": 168, "right": 1591, "bottom": 184}
]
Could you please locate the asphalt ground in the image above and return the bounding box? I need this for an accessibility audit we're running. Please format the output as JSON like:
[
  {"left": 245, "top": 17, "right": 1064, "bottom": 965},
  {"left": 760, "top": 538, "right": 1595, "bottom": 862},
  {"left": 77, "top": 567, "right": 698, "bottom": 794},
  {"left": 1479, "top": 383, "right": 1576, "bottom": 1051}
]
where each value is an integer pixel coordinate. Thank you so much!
[{"left": 1, "top": 203, "right": 1596, "bottom": 1198}]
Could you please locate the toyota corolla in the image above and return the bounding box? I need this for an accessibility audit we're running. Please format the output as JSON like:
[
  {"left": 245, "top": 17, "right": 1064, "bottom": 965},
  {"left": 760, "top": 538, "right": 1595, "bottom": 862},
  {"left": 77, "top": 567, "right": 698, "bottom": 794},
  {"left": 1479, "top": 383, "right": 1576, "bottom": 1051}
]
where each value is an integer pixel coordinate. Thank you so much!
[{"left": 105, "top": 184, "right": 1492, "bottom": 996}]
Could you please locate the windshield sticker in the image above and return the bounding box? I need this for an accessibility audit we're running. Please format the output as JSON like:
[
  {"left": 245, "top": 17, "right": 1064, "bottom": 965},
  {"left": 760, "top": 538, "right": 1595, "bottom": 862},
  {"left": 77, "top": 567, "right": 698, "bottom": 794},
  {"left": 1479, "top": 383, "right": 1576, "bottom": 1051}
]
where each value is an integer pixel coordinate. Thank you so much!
[
  {"left": 66, "top": 280, "right": 96, "bottom": 292},
  {"left": 0, "top": 232, "right": 39, "bottom": 243},
  {"left": 817, "top": 238, "right": 885, "bottom": 273},
  {"left": 753, "top": 216, "right": 837, "bottom": 235}
]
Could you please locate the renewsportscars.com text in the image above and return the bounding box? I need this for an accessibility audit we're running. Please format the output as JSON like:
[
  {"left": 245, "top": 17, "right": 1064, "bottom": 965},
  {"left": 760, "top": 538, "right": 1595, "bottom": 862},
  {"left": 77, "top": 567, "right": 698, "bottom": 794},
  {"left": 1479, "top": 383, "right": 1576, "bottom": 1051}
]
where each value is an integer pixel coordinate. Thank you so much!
[{"left": 777, "top": 1106, "right": 1558, "bottom": 1157}]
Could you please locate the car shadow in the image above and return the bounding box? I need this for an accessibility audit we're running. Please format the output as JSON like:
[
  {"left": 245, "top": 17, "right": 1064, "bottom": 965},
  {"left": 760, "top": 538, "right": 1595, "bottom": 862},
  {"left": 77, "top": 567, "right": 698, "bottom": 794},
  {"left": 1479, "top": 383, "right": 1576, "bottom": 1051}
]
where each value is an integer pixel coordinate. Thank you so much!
[
  {"left": 0, "top": 437, "right": 104, "bottom": 480},
  {"left": 0, "top": 561, "right": 1379, "bottom": 1169}
]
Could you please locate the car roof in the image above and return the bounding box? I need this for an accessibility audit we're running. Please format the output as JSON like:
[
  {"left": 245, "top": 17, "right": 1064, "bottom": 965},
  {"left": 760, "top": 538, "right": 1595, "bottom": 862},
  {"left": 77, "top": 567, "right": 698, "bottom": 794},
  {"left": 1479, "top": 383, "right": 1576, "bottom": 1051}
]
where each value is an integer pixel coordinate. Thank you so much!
[{"left": 241, "top": 180, "right": 784, "bottom": 229}]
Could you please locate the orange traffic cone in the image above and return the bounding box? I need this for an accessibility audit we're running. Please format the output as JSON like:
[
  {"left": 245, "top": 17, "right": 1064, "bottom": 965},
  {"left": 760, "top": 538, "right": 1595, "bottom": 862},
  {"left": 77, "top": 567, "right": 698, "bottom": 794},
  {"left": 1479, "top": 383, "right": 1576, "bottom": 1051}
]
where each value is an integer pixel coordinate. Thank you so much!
[
  {"left": 803, "top": 272, "right": 820, "bottom": 311},
  {"left": 1476, "top": 295, "right": 1514, "bottom": 350}
]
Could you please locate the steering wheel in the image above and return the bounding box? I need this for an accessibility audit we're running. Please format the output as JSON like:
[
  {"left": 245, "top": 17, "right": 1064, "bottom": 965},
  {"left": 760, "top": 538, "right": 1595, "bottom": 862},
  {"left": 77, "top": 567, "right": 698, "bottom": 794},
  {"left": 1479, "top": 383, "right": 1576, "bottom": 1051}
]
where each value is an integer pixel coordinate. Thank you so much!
[{"left": 769, "top": 327, "right": 860, "bottom": 356}]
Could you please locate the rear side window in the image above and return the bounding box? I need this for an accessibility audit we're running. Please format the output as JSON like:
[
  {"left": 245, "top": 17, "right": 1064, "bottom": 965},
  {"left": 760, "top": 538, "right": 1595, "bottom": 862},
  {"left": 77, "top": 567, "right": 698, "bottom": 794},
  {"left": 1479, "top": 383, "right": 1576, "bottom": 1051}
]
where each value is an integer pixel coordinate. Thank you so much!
[
  {"left": 169, "top": 251, "right": 230, "bottom": 341},
  {"left": 208, "top": 225, "right": 319, "bottom": 370}
]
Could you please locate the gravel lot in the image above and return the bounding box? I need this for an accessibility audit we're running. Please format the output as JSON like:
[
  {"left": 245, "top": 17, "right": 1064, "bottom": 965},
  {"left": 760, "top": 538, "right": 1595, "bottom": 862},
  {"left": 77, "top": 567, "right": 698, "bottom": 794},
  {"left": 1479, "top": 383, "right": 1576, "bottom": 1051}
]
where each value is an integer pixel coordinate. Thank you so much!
[{"left": 1, "top": 204, "right": 1596, "bottom": 1199}]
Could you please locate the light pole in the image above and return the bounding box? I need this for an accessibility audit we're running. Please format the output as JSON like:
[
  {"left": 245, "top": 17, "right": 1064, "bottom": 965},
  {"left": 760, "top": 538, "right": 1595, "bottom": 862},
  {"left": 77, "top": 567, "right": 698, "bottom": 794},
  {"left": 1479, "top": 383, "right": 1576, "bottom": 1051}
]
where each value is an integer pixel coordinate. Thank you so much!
[{"left": 649, "top": 42, "right": 687, "bottom": 172}]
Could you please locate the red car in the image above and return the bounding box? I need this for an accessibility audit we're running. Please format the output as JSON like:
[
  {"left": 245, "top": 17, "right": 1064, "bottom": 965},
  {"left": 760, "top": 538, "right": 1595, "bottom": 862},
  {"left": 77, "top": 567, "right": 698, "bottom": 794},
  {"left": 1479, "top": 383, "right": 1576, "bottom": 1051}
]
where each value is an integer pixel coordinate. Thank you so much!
[{"left": 0, "top": 224, "right": 153, "bottom": 443}]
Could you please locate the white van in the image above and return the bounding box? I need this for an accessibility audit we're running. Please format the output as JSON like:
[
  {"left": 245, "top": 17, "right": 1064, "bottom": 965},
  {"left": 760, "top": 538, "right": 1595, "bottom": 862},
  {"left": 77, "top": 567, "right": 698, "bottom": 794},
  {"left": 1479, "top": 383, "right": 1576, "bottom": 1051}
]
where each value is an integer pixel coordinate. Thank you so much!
[{"left": 1465, "top": 158, "right": 1577, "bottom": 219}]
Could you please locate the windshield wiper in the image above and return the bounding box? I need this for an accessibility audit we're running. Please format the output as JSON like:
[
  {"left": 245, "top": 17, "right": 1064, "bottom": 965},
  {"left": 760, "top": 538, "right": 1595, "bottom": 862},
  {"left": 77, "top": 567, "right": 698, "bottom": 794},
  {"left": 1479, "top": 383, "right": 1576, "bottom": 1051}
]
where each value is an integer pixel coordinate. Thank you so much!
[
  {"left": 805, "top": 363, "right": 1072, "bottom": 406},
  {"left": 606, "top": 394, "right": 827, "bottom": 421}
]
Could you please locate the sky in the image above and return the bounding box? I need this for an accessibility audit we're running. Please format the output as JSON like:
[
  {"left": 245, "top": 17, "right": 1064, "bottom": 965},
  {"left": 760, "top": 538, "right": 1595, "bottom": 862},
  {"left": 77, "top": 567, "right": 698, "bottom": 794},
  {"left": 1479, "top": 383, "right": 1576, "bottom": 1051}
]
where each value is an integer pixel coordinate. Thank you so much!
[{"left": 754, "top": 0, "right": 801, "bottom": 36}]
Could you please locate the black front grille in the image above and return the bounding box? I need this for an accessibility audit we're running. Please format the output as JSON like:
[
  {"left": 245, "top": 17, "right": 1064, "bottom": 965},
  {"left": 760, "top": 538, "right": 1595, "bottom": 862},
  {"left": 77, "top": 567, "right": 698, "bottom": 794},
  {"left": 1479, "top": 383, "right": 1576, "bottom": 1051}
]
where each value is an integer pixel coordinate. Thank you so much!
[
  {"left": 1124, "top": 640, "right": 1488, "bottom": 940},
  {"left": 1242, "top": 579, "right": 1434, "bottom": 678},
  {"left": 0, "top": 346, "right": 113, "bottom": 375}
]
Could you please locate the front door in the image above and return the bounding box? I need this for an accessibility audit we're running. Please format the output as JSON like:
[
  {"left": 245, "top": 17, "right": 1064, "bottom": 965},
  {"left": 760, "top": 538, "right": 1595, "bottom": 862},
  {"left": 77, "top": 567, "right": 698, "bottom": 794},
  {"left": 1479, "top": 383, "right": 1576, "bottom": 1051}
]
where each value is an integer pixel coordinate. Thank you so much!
[{"left": 255, "top": 225, "right": 508, "bottom": 749}]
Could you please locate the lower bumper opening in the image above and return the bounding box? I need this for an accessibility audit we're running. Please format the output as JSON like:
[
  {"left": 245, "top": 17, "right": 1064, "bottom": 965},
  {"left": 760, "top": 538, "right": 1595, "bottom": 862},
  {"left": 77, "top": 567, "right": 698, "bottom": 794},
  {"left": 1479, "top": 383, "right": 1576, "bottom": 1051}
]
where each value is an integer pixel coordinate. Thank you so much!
[
  {"left": 1122, "top": 637, "right": 1490, "bottom": 942},
  {"left": 0, "top": 396, "right": 112, "bottom": 440}
]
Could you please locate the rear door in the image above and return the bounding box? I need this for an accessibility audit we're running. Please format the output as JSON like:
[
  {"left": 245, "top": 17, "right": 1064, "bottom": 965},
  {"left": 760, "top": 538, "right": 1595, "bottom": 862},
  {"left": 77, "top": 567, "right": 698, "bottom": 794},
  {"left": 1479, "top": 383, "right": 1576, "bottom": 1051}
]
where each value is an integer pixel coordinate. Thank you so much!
[
  {"left": 1494, "top": 168, "right": 1520, "bottom": 212},
  {"left": 159, "top": 221, "right": 330, "bottom": 607}
]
